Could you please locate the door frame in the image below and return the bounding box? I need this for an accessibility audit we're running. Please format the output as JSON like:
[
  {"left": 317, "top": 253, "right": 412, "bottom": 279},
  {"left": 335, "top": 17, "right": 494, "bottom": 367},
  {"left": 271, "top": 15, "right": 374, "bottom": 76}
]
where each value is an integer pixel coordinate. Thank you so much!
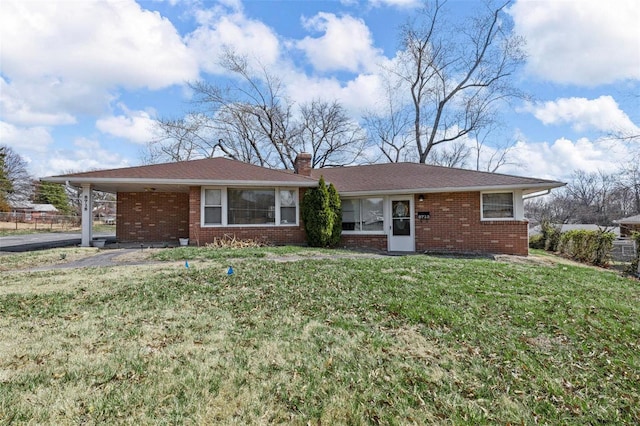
[{"left": 387, "top": 195, "right": 415, "bottom": 252}]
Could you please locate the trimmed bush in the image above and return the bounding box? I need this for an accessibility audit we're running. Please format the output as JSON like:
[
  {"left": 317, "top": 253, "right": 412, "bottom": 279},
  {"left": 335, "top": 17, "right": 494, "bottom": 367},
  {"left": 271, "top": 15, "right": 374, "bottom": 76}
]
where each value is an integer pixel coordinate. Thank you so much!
[
  {"left": 327, "top": 182, "right": 342, "bottom": 247},
  {"left": 558, "top": 229, "right": 616, "bottom": 267},
  {"left": 540, "top": 220, "right": 562, "bottom": 252},
  {"left": 301, "top": 176, "right": 341, "bottom": 248},
  {"left": 529, "top": 234, "right": 545, "bottom": 249},
  {"left": 628, "top": 232, "right": 640, "bottom": 276}
]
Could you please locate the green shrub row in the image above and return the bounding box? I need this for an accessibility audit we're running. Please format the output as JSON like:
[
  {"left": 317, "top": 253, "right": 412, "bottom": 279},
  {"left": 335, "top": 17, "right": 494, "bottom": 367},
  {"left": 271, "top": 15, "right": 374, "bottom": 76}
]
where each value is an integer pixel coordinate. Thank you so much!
[
  {"left": 629, "top": 232, "right": 640, "bottom": 276},
  {"left": 557, "top": 229, "right": 616, "bottom": 267},
  {"left": 531, "top": 220, "right": 562, "bottom": 252}
]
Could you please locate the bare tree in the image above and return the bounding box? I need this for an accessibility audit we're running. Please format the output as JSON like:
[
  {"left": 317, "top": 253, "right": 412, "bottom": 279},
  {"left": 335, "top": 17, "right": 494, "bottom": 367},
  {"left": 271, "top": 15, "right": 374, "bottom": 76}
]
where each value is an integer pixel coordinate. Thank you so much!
[
  {"left": 428, "top": 140, "right": 471, "bottom": 168},
  {"left": 144, "top": 50, "right": 366, "bottom": 169},
  {"left": 0, "top": 145, "right": 33, "bottom": 207},
  {"left": 363, "top": 77, "right": 416, "bottom": 163},
  {"left": 298, "top": 100, "right": 367, "bottom": 168},
  {"left": 526, "top": 169, "right": 631, "bottom": 227},
  {"left": 384, "top": 0, "right": 525, "bottom": 164}
]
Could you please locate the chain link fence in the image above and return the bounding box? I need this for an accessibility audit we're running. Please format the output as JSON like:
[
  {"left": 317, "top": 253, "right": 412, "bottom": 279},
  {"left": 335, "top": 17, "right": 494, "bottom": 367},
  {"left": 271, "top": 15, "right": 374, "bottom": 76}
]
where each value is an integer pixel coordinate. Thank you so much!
[{"left": 0, "top": 212, "right": 81, "bottom": 231}]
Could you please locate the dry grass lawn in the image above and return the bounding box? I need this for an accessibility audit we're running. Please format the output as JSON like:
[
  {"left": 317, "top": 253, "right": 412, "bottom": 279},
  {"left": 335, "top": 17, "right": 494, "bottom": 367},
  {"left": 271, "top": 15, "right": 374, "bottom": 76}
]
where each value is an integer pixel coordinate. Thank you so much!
[{"left": 1, "top": 246, "right": 638, "bottom": 425}]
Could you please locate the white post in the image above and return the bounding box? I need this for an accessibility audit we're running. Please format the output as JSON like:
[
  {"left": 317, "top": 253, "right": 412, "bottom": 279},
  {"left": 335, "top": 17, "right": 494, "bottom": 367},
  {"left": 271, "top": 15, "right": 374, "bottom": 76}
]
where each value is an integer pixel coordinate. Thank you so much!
[{"left": 81, "top": 184, "right": 93, "bottom": 247}]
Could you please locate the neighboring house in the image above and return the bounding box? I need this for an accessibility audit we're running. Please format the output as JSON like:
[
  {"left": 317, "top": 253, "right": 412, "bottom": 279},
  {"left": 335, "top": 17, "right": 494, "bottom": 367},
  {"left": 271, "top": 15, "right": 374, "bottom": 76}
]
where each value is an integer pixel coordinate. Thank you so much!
[
  {"left": 615, "top": 215, "right": 640, "bottom": 238},
  {"left": 10, "top": 202, "right": 59, "bottom": 222},
  {"left": 42, "top": 153, "right": 564, "bottom": 255}
]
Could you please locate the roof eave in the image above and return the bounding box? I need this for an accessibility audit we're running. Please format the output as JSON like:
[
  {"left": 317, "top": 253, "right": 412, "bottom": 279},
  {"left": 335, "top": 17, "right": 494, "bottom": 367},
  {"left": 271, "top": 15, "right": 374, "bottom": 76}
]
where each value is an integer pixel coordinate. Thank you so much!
[
  {"left": 42, "top": 176, "right": 319, "bottom": 189},
  {"left": 335, "top": 182, "right": 565, "bottom": 197}
]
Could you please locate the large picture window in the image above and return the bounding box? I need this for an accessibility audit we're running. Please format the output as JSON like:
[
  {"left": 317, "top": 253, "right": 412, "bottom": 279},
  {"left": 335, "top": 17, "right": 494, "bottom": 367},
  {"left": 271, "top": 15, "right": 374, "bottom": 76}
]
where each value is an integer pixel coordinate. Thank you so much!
[
  {"left": 201, "top": 187, "right": 298, "bottom": 226},
  {"left": 482, "top": 192, "right": 514, "bottom": 219},
  {"left": 342, "top": 197, "right": 384, "bottom": 232},
  {"left": 228, "top": 189, "right": 276, "bottom": 225}
]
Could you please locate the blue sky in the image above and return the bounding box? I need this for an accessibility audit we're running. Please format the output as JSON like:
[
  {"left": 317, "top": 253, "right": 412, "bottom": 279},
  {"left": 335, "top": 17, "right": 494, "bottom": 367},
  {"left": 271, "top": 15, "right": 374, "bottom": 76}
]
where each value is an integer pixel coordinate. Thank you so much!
[{"left": 1, "top": 0, "right": 638, "bottom": 181}]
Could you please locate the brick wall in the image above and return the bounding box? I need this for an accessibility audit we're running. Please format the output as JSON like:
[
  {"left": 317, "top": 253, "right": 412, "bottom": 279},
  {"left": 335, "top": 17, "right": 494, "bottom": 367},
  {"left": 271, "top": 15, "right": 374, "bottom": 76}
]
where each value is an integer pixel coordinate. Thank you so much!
[
  {"left": 188, "top": 186, "right": 307, "bottom": 245},
  {"left": 414, "top": 192, "right": 529, "bottom": 256},
  {"left": 339, "top": 234, "right": 387, "bottom": 251},
  {"left": 116, "top": 188, "right": 528, "bottom": 255},
  {"left": 116, "top": 192, "right": 189, "bottom": 242}
]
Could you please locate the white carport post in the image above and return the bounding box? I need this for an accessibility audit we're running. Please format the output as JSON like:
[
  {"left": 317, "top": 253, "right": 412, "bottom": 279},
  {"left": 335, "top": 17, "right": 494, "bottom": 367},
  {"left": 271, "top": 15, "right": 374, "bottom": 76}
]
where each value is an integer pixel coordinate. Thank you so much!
[{"left": 81, "top": 184, "right": 93, "bottom": 247}]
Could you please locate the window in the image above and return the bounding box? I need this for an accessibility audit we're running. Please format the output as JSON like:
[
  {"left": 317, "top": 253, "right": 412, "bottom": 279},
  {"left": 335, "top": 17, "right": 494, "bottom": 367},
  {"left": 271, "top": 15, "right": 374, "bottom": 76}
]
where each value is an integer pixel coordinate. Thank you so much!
[
  {"left": 482, "top": 192, "right": 514, "bottom": 219},
  {"left": 203, "top": 189, "right": 222, "bottom": 225},
  {"left": 342, "top": 197, "right": 384, "bottom": 232},
  {"left": 202, "top": 187, "right": 298, "bottom": 226},
  {"left": 280, "top": 189, "right": 296, "bottom": 224},
  {"left": 228, "top": 189, "right": 276, "bottom": 225}
]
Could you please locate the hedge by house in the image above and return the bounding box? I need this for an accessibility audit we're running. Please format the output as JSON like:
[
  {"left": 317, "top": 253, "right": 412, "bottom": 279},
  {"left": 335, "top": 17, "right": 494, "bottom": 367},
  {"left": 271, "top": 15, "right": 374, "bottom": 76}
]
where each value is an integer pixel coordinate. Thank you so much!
[
  {"left": 629, "top": 232, "right": 640, "bottom": 276},
  {"left": 301, "top": 176, "right": 342, "bottom": 248},
  {"left": 557, "top": 229, "right": 616, "bottom": 267}
]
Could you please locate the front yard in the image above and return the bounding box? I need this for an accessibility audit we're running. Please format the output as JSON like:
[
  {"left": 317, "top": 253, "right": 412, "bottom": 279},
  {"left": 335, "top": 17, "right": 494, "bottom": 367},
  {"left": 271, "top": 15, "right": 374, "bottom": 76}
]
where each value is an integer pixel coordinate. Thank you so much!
[{"left": 1, "top": 247, "right": 638, "bottom": 424}]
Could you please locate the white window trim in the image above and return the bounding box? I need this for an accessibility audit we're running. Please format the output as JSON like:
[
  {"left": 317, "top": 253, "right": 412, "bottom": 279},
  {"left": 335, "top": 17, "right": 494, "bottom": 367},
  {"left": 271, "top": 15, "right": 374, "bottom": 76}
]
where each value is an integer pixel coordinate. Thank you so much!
[
  {"left": 201, "top": 187, "right": 299, "bottom": 227},
  {"left": 480, "top": 191, "right": 521, "bottom": 221},
  {"left": 340, "top": 196, "right": 386, "bottom": 235}
]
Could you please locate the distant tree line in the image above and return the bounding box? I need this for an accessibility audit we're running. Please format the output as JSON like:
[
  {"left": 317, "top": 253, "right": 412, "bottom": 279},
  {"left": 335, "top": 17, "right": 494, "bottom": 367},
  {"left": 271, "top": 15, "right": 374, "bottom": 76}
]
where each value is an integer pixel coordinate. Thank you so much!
[{"left": 525, "top": 153, "right": 640, "bottom": 226}]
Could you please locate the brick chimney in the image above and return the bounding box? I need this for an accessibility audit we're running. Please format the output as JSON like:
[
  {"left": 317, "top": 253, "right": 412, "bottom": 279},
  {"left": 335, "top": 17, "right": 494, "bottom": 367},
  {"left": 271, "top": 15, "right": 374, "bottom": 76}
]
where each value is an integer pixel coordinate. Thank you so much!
[{"left": 294, "top": 153, "right": 312, "bottom": 176}]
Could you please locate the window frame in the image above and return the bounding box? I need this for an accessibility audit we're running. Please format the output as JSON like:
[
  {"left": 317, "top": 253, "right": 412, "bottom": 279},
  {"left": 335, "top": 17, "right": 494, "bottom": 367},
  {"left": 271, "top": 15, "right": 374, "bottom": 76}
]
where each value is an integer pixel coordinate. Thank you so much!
[
  {"left": 480, "top": 191, "right": 515, "bottom": 220},
  {"left": 202, "top": 188, "right": 223, "bottom": 225},
  {"left": 340, "top": 197, "right": 385, "bottom": 234},
  {"left": 200, "top": 187, "right": 299, "bottom": 227}
]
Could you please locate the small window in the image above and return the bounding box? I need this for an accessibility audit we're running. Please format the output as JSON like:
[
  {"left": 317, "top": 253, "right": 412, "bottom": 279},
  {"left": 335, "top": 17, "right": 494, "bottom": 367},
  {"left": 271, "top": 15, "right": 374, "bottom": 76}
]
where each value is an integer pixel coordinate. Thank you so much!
[
  {"left": 203, "top": 189, "right": 222, "bottom": 225},
  {"left": 280, "top": 189, "right": 297, "bottom": 224},
  {"left": 482, "top": 192, "right": 514, "bottom": 219}
]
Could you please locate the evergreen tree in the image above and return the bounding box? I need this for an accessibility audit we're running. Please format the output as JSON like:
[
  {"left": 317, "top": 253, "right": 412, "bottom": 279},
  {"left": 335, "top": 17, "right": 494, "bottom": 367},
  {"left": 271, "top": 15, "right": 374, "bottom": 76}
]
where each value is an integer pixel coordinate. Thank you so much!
[
  {"left": 327, "top": 182, "right": 342, "bottom": 247},
  {"left": 302, "top": 176, "right": 336, "bottom": 247},
  {"left": 35, "top": 181, "right": 72, "bottom": 215}
]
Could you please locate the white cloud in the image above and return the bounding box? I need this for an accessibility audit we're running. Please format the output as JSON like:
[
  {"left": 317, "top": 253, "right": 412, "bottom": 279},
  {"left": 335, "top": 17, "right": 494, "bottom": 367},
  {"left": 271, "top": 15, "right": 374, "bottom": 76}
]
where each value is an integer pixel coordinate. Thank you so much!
[
  {"left": 368, "top": 0, "right": 421, "bottom": 8},
  {"left": 297, "top": 13, "right": 384, "bottom": 73},
  {"left": 503, "top": 136, "right": 633, "bottom": 180},
  {"left": 43, "top": 138, "right": 132, "bottom": 177},
  {"left": 0, "top": 121, "right": 53, "bottom": 153},
  {"left": 186, "top": 7, "right": 280, "bottom": 74},
  {"left": 509, "top": 0, "right": 640, "bottom": 85},
  {"left": 0, "top": 0, "right": 197, "bottom": 89},
  {"left": 0, "top": 0, "right": 198, "bottom": 128},
  {"left": 96, "top": 104, "right": 157, "bottom": 145},
  {"left": 525, "top": 96, "right": 640, "bottom": 135}
]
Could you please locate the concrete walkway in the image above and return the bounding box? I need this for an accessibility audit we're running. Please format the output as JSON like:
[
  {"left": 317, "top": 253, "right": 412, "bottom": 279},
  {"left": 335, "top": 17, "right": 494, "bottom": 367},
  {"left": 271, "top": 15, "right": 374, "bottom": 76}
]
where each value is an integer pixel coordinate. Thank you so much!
[{"left": 0, "top": 232, "right": 115, "bottom": 252}]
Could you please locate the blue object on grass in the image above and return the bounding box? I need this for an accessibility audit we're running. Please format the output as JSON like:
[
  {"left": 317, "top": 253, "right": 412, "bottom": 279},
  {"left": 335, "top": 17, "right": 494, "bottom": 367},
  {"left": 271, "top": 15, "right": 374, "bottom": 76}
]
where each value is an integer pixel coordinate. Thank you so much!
[{"left": 227, "top": 266, "right": 234, "bottom": 276}]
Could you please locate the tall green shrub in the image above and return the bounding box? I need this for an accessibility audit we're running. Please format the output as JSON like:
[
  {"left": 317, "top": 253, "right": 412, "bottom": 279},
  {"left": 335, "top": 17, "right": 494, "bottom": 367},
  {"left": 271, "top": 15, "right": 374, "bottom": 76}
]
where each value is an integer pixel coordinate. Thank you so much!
[
  {"left": 327, "top": 182, "right": 342, "bottom": 247},
  {"left": 301, "top": 176, "right": 341, "bottom": 247}
]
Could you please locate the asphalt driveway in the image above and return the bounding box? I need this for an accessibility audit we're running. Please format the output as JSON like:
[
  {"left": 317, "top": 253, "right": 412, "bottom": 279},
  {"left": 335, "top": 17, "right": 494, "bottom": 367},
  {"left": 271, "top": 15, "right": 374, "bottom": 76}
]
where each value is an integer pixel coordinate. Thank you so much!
[{"left": 0, "top": 232, "right": 115, "bottom": 252}]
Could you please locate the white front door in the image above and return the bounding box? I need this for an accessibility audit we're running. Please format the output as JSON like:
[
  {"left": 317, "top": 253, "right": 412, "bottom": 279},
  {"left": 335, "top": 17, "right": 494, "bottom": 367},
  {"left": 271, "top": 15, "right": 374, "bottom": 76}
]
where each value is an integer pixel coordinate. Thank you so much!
[{"left": 388, "top": 197, "right": 414, "bottom": 252}]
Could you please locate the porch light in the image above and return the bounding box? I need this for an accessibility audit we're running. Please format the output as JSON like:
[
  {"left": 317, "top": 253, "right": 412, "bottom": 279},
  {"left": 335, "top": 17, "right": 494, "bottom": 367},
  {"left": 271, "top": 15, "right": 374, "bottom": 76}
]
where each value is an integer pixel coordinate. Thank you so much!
[{"left": 418, "top": 194, "right": 424, "bottom": 202}]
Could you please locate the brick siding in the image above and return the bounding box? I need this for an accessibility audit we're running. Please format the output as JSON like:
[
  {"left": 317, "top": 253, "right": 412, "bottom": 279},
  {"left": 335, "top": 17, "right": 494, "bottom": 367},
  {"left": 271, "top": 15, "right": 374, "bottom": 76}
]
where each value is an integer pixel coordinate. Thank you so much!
[
  {"left": 116, "top": 188, "right": 528, "bottom": 255},
  {"left": 414, "top": 192, "right": 529, "bottom": 256},
  {"left": 116, "top": 192, "right": 189, "bottom": 242}
]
